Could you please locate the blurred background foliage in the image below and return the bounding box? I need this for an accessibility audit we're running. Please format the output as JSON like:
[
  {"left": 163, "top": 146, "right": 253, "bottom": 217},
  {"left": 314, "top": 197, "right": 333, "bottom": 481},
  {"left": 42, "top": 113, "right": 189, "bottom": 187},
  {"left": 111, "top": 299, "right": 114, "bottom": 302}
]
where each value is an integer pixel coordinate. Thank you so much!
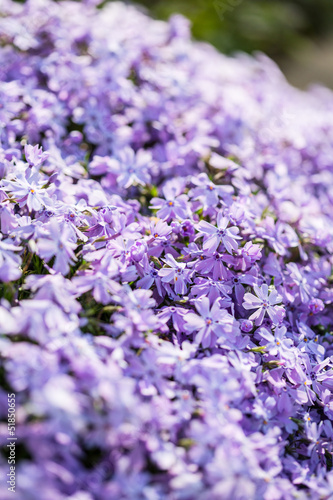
[{"left": 134, "top": 0, "right": 333, "bottom": 89}]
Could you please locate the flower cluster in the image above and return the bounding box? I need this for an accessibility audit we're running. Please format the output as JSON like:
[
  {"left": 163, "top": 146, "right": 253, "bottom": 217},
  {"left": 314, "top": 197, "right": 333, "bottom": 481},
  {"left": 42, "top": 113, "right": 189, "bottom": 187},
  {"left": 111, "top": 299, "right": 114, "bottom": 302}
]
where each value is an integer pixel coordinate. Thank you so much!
[{"left": 0, "top": 1, "right": 333, "bottom": 499}]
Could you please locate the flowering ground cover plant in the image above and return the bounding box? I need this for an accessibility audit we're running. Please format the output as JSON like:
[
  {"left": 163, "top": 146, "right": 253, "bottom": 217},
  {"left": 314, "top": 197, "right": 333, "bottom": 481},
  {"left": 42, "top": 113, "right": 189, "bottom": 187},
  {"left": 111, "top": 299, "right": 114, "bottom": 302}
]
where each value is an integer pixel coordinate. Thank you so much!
[{"left": 0, "top": 0, "right": 333, "bottom": 499}]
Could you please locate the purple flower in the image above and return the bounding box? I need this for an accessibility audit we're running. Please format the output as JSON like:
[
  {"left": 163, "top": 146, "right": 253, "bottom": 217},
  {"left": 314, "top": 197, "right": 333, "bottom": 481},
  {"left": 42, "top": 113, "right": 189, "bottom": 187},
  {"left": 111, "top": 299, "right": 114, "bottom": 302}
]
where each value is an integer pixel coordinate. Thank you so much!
[
  {"left": 37, "top": 220, "right": 77, "bottom": 275},
  {"left": 258, "top": 217, "right": 299, "bottom": 256},
  {"left": 149, "top": 218, "right": 172, "bottom": 241},
  {"left": 197, "top": 212, "right": 241, "bottom": 254},
  {"left": 85, "top": 210, "right": 118, "bottom": 239},
  {"left": 157, "top": 305, "right": 189, "bottom": 334},
  {"left": 113, "top": 288, "right": 159, "bottom": 335},
  {"left": 240, "top": 319, "right": 253, "bottom": 332},
  {"left": 73, "top": 258, "right": 121, "bottom": 304},
  {"left": 25, "top": 274, "right": 81, "bottom": 314},
  {"left": 263, "top": 253, "right": 283, "bottom": 286},
  {"left": 0, "top": 237, "right": 22, "bottom": 281},
  {"left": 184, "top": 296, "right": 238, "bottom": 348},
  {"left": 189, "top": 172, "right": 233, "bottom": 211},
  {"left": 136, "top": 257, "right": 164, "bottom": 297},
  {"left": 243, "top": 284, "right": 285, "bottom": 326},
  {"left": 234, "top": 241, "right": 262, "bottom": 271},
  {"left": 159, "top": 254, "right": 192, "bottom": 295},
  {"left": 191, "top": 276, "right": 232, "bottom": 305},
  {"left": 130, "top": 240, "right": 147, "bottom": 263},
  {"left": 24, "top": 144, "right": 49, "bottom": 168},
  {"left": 228, "top": 271, "right": 258, "bottom": 305},
  {"left": 1, "top": 2, "right": 333, "bottom": 497},
  {"left": 308, "top": 298, "right": 324, "bottom": 315},
  {"left": 257, "top": 325, "right": 295, "bottom": 364},
  {"left": 148, "top": 234, "right": 180, "bottom": 258},
  {"left": 195, "top": 250, "right": 230, "bottom": 280},
  {"left": 107, "top": 237, "right": 137, "bottom": 264},
  {"left": 3, "top": 169, "right": 50, "bottom": 212},
  {"left": 295, "top": 378, "right": 317, "bottom": 405},
  {"left": 286, "top": 263, "right": 314, "bottom": 303},
  {"left": 150, "top": 180, "right": 189, "bottom": 221},
  {"left": 116, "top": 147, "right": 152, "bottom": 188}
]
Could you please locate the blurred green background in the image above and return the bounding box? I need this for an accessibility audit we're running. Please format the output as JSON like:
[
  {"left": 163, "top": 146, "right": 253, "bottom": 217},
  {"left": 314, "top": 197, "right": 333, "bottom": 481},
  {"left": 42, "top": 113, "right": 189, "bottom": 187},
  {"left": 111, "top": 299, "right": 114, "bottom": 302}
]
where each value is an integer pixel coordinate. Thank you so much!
[{"left": 134, "top": 0, "right": 333, "bottom": 89}]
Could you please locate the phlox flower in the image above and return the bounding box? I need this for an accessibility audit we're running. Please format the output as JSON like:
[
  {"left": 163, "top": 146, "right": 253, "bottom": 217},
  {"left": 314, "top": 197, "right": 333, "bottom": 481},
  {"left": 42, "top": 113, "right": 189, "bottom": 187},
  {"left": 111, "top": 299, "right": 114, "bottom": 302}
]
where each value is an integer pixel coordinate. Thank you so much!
[
  {"left": 233, "top": 241, "right": 262, "bottom": 271},
  {"left": 257, "top": 326, "right": 295, "bottom": 366},
  {"left": 36, "top": 219, "right": 77, "bottom": 275},
  {"left": 286, "top": 263, "right": 314, "bottom": 304},
  {"left": 0, "top": 236, "right": 22, "bottom": 282},
  {"left": 190, "top": 276, "right": 232, "bottom": 305},
  {"left": 159, "top": 254, "right": 192, "bottom": 295},
  {"left": 148, "top": 218, "right": 172, "bottom": 241},
  {"left": 150, "top": 180, "right": 189, "bottom": 221},
  {"left": 113, "top": 288, "right": 160, "bottom": 335},
  {"left": 136, "top": 257, "right": 164, "bottom": 297},
  {"left": 308, "top": 298, "right": 324, "bottom": 315},
  {"left": 189, "top": 172, "right": 233, "bottom": 210},
  {"left": 117, "top": 147, "right": 152, "bottom": 188},
  {"left": 73, "top": 257, "right": 121, "bottom": 304},
  {"left": 258, "top": 217, "right": 299, "bottom": 256},
  {"left": 194, "top": 250, "right": 230, "bottom": 280},
  {"left": 3, "top": 169, "right": 50, "bottom": 212},
  {"left": 197, "top": 212, "right": 241, "bottom": 254},
  {"left": 147, "top": 219, "right": 178, "bottom": 257},
  {"left": 228, "top": 271, "right": 258, "bottom": 305},
  {"left": 24, "top": 144, "right": 49, "bottom": 168},
  {"left": 184, "top": 296, "right": 237, "bottom": 348},
  {"left": 25, "top": 274, "right": 81, "bottom": 314},
  {"left": 243, "top": 284, "right": 285, "bottom": 326},
  {"left": 2, "top": 1, "right": 333, "bottom": 496}
]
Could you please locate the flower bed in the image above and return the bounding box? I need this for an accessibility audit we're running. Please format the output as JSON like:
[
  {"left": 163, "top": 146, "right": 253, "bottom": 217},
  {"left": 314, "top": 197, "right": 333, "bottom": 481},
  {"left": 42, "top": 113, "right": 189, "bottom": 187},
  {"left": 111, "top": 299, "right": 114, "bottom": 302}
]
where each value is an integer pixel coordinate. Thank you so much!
[{"left": 0, "top": 1, "right": 333, "bottom": 499}]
